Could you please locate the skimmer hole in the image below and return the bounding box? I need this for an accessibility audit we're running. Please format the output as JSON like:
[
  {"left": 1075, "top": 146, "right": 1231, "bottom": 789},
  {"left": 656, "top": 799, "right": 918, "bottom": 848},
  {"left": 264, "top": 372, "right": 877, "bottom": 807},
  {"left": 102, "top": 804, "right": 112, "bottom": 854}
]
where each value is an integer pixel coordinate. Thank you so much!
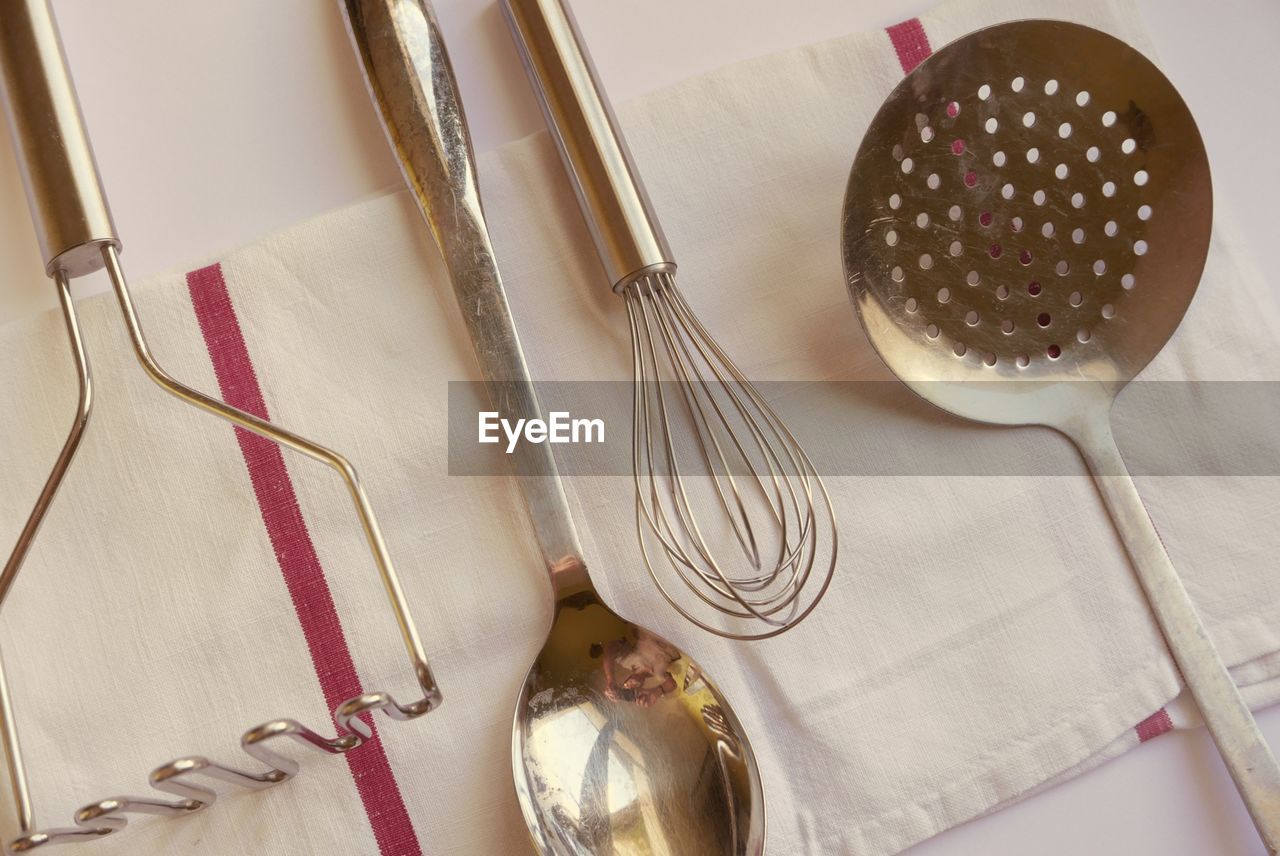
[
  {"left": 1058, "top": 122, "right": 1073, "bottom": 139},
  {"left": 947, "top": 101, "right": 961, "bottom": 117},
  {"left": 985, "top": 117, "right": 999, "bottom": 133},
  {"left": 1077, "top": 327, "right": 1091, "bottom": 343},
  {"left": 921, "top": 126, "right": 935, "bottom": 143},
  {"left": 1121, "top": 273, "right": 1136, "bottom": 289},
  {"left": 901, "top": 157, "right": 914, "bottom": 174},
  {"left": 1055, "top": 163, "right": 1070, "bottom": 180},
  {"left": 1086, "top": 146, "right": 1101, "bottom": 163},
  {"left": 916, "top": 212, "right": 930, "bottom": 228},
  {"left": 1011, "top": 76, "right": 1025, "bottom": 92},
  {"left": 889, "top": 193, "right": 902, "bottom": 210},
  {"left": 1037, "top": 312, "right": 1052, "bottom": 327},
  {"left": 996, "top": 284, "right": 1010, "bottom": 299},
  {"left": 1076, "top": 90, "right": 1091, "bottom": 107},
  {"left": 983, "top": 352, "right": 997, "bottom": 367},
  {"left": 949, "top": 240, "right": 963, "bottom": 256},
  {"left": 1042, "top": 221, "right": 1055, "bottom": 238},
  {"left": 1134, "top": 239, "right": 1148, "bottom": 256},
  {"left": 1071, "top": 192, "right": 1086, "bottom": 209},
  {"left": 967, "top": 270, "right": 981, "bottom": 286},
  {"left": 1093, "top": 259, "right": 1107, "bottom": 275},
  {"left": 954, "top": 341, "right": 967, "bottom": 357},
  {"left": 951, "top": 139, "right": 966, "bottom": 155},
  {"left": 1001, "top": 319, "right": 1015, "bottom": 334},
  {"left": 965, "top": 310, "right": 980, "bottom": 326},
  {"left": 1069, "top": 290, "right": 1083, "bottom": 306},
  {"left": 1056, "top": 260, "right": 1071, "bottom": 275},
  {"left": 1102, "top": 180, "right": 1116, "bottom": 197},
  {"left": 904, "top": 296, "right": 918, "bottom": 311},
  {"left": 1121, "top": 138, "right": 1137, "bottom": 154},
  {"left": 949, "top": 204, "right": 962, "bottom": 221},
  {"left": 1105, "top": 220, "right": 1118, "bottom": 237},
  {"left": 1023, "top": 111, "right": 1037, "bottom": 128},
  {"left": 1071, "top": 227, "right": 1085, "bottom": 244},
  {"left": 885, "top": 229, "right": 899, "bottom": 246},
  {"left": 965, "top": 170, "right": 978, "bottom": 187},
  {"left": 920, "top": 252, "right": 934, "bottom": 268},
  {"left": 1044, "top": 79, "right": 1059, "bottom": 95},
  {"left": 926, "top": 323, "right": 939, "bottom": 339},
  {"left": 1138, "top": 204, "right": 1153, "bottom": 221},
  {"left": 980, "top": 211, "right": 994, "bottom": 227},
  {"left": 937, "top": 286, "right": 951, "bottom": 303},
  {"left": 1028, "top": 280, "right": 1042, "bottom": 296},
  {"left": 891, "top": 265, "right": 905, "bottom": 282},
  {"left": 1047, "top": 344, "right": 1062, "bottom": 359},
  {"left": 1101, "top": 303, "right": 1116, "bottom": 319},
  {"left": 1016, "top": 353, "right": 1031, "bottom": 368},
  {"left": 993, "top": 150, "right": 1007, "bottom": 167},
  {"left": 927, "top": 173, "right": 942, "bottom": 189},
  {"left": 1027, "top": 147, "right": 1040, "bottom": 164},
  {"left": 1134, "top": 169, "right": 1149, "bottom": 186},
  {"left": 1102, "top": 110, "right": 1117, "bottom": 127},
  {"left": 1001, "top": 183, "right": 1015, "bottom": 200},
  {"left": 1033, "top": 189, "right": 1047, "bottom": 206},
  {"left": 978, "top": 83, "right": 992, "bottom": 100}
]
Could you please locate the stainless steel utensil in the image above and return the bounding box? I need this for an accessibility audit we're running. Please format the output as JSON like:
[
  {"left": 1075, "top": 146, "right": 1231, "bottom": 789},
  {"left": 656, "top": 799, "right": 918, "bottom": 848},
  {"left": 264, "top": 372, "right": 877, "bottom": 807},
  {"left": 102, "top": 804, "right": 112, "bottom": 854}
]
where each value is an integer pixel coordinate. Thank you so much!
[
  {"left": 0, "top": 0, "right": 442, "bottom": 850},
  {"left": 339, "top": 1, "right": 765, "bottom": 852},
  {"left": 841, "top": 20, "right": 1279, "bottom": 851},
  {"left": 502, "top": 0, "right": 836, "bottom": 640}
]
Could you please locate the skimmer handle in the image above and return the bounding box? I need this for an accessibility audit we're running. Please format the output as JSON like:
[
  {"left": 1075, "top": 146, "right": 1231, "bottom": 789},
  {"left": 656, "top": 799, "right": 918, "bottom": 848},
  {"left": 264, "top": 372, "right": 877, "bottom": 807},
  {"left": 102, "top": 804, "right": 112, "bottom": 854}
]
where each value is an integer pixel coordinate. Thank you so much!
[
  {"left": 1073, "top": 416, "right": 1280, "bottom": 852},
  {"left": 502, "top": 0, "right": 674, "bottom": 291}
]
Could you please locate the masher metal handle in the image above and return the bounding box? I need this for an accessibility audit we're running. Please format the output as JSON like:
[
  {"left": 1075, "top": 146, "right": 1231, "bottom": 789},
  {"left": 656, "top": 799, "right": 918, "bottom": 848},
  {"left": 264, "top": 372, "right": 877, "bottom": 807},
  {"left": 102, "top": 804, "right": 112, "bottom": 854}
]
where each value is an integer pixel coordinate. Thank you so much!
[
  {"left": 0, "top": 0, "right": 119, "bottom": 277},
  {"left": 1074, "top": 416, "right": 1280, "bottom": 852},
  {"left": 502, "top": 0, "right": 674, "bottom": 291}
]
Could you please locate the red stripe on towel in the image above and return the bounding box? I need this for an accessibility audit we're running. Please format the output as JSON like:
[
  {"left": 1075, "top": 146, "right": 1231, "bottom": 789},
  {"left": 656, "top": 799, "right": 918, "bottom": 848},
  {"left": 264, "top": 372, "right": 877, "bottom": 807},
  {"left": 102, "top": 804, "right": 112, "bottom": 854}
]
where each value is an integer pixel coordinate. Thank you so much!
[
  {"left": 1136, "top": 708, "right": 1174, "bottom": 742},
  {"left": 185, "top": 263, "right": 422, "bottom": 856},
  {"left": 886, "top": 18, "right": 933, "bottom": 74}
]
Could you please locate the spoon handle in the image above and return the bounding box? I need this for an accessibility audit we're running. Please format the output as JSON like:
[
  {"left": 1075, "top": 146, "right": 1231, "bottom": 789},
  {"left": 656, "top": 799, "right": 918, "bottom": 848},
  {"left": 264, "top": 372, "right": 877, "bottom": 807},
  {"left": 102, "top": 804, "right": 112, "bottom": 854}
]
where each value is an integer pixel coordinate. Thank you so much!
[
  {"left": 340, "top": 0, "right": 588, "bottom": 588},
  {"left": 1073, "top": 415, "right": 1280, "bottom": 853}
]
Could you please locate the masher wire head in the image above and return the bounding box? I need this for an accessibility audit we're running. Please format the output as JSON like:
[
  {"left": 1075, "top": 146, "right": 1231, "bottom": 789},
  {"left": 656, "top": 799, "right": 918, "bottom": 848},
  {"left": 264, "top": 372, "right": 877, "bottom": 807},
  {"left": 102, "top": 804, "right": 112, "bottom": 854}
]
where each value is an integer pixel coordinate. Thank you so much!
[{"left": 624, "top": 272, "right": 836, "bottom": 640}]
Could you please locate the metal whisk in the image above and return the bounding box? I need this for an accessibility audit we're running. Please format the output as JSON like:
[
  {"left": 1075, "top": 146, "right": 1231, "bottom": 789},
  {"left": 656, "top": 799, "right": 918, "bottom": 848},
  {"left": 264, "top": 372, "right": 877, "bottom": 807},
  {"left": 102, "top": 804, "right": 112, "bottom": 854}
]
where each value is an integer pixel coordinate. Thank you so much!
[
  {"left": 505, "top": 0, "right": 836, "bottom": 639},
  {"left": 0, "top": 1, "right": 440, "bottom": 851}
]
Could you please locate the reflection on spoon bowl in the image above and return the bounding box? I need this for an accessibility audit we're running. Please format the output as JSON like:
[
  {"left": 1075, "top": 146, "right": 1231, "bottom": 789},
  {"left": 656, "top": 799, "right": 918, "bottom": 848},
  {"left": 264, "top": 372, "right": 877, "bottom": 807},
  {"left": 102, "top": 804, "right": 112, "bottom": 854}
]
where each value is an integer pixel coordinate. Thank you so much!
[{"left": 513, "top": 585, "right": 765, "bottom": 855}]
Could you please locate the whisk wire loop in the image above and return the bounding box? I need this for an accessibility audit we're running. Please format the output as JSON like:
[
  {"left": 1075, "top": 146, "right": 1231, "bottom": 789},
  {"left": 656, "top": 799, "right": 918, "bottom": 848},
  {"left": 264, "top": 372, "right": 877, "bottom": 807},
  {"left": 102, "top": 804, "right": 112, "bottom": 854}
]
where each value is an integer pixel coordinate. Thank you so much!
[{"left": 624, "top": 272, "right": 836, "bottom": 639}]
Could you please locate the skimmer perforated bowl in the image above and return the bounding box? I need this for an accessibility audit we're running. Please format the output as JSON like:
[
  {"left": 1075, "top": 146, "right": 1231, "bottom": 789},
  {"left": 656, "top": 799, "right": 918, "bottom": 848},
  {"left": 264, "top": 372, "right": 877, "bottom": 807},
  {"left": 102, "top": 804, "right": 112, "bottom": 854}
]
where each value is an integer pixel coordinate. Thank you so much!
[{"left": 841, "top": 20, "right": 1279, "bottom": 850}]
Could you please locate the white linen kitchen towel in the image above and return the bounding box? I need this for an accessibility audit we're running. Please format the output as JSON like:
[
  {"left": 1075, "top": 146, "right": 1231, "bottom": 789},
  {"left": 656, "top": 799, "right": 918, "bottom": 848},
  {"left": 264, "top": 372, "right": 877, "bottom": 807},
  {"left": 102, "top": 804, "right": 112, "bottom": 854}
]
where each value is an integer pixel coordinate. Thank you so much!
[{"left": 1, "top": 0, "right": 1278, "bottom": 854}]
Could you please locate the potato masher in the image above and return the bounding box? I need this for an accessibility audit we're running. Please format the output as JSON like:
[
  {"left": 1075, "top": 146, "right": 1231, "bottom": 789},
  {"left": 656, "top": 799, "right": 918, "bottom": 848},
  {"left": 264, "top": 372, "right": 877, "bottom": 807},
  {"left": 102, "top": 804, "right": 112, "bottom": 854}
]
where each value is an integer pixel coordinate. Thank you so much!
[
  {"left": 841, "top": 20, "right": 1279, "bottom": 851},
  {"left": 0, "top": 0, "right": 440, "bottom": 849}
]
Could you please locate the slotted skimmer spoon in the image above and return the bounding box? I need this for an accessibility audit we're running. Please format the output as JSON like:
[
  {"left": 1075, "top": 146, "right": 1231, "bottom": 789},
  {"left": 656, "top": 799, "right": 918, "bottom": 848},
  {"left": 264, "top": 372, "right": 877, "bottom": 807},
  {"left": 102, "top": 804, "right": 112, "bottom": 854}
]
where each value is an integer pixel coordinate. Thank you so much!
[
  {"left": 341, "top": 0, "right": 764, "bottom": 852},
  {"left": 842, "top": 20, "right": 1279, "bottom": 851}
]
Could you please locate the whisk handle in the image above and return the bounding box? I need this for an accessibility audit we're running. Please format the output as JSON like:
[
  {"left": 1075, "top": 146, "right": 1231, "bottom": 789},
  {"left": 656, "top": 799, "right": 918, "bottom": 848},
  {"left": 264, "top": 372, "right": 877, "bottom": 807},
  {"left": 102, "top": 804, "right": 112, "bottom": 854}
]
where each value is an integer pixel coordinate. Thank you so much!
[
  {"left": 502, "top": 0, "right": 674, "bottom": 292},
  {"left": 0, "top": 0, "right": 119, "bottom": 278},
  {"left": 1073, "top": 416, "right": 1280, "bottom": 853}
]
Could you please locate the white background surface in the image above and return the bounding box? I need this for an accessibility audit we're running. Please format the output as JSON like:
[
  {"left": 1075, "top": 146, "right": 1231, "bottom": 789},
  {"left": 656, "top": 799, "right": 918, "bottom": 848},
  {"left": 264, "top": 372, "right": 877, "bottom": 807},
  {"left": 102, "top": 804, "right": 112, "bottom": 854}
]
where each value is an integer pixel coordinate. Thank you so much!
[{"left": 0, "top": 1, "right": 1277, "bottom": 853}]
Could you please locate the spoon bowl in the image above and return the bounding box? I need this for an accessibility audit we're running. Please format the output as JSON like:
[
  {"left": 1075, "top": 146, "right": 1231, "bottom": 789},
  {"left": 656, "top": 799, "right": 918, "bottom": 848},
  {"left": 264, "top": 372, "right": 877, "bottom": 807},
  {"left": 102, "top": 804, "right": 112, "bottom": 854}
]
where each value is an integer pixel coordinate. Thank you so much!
[{"left": 514, "top": 578, "right": 763, "bottom": 854}]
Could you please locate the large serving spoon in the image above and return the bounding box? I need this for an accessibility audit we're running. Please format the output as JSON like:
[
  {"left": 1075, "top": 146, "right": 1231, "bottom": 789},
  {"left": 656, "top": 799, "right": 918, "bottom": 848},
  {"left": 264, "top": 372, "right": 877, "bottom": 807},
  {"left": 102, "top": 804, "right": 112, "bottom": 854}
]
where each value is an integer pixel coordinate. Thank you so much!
[
  {"left": 842, "top": 20, "right": 1279, "bottom": 851},
  {"left": 340, "top": 1, "right": 764, "bottom": 852}
]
